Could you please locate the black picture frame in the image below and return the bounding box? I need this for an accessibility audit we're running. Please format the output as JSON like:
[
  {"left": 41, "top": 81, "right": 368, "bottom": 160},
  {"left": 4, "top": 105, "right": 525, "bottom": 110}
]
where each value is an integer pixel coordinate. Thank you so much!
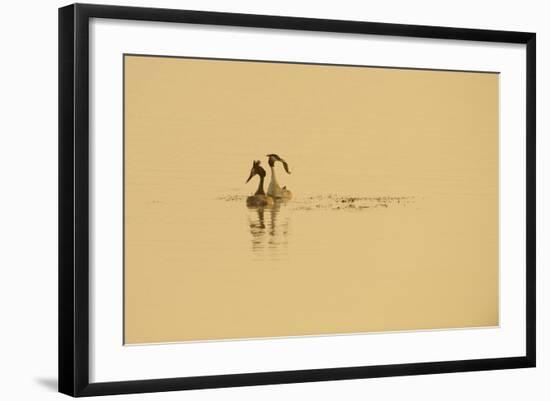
[{"left": 59, "top": 3, "right": 536, "bottom": 397}]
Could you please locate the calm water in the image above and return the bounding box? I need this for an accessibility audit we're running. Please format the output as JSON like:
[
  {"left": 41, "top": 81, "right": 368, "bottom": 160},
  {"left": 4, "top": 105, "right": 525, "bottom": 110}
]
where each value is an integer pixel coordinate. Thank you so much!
[
  {"left": 219, "top": 193, "right": 416, "bottom": 261},
  {"left": 124, "top": 55, "right": 499, "bottom": 343},
  {"left": 125, "top": 164, "right": 498, "bottom": 343}
]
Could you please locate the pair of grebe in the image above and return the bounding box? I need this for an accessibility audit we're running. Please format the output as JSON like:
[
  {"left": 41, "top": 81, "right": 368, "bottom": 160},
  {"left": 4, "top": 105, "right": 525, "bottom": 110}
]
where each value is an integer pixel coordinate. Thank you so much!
[{"left": 245, "top": 154, "right": 292, "bottom": 207}]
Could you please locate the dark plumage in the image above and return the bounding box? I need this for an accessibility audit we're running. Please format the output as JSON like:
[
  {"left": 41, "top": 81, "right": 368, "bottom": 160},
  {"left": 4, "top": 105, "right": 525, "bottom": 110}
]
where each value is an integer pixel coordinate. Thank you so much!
[
  {"left": 267, "top": 154, "right": 291, "bottom": 174},
  {"left": 246, "top": 160, "right": 274, "bottom": 207}
]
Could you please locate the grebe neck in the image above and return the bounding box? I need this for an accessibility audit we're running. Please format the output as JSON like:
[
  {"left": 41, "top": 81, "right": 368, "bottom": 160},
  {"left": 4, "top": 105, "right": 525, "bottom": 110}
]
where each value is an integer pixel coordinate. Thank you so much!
[
  {"left": 255, "top": 175, "right": 266, "bottom": 196},
  {"left": 270, "top": 165, "right": 279, "bottom": 183}
]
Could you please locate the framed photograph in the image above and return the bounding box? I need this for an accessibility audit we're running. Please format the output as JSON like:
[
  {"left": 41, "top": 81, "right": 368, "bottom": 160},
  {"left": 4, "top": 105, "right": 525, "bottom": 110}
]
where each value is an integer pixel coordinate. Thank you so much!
[{"left": 59, "top": 3, "right": 536, "bottom": 397}]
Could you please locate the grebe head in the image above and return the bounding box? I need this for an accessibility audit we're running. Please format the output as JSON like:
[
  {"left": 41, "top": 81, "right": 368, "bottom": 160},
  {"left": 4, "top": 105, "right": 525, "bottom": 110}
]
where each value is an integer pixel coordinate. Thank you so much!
[
  {"left": 246, "top": 160, "right": 266, "bottom": 183},
  {"left": 266, "top": 154, "right": 291, "bottom": 174}
]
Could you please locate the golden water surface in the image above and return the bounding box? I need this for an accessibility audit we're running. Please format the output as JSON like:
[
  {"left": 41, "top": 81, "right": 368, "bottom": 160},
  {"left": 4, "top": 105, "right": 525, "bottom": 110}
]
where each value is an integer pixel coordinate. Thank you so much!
[{"left": 124, "top": 55, "right": 499, "bottom": 344}]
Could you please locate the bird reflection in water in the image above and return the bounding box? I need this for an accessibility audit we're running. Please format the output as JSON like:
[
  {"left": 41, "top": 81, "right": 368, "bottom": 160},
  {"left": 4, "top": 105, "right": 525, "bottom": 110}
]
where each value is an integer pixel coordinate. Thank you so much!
[{"left": 247, "top": 200, "right": 290, "bottom": 260}]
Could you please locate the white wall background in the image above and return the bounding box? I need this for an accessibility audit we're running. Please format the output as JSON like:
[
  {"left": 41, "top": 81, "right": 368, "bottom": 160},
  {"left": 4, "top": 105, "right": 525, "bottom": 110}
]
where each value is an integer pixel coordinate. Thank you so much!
[{"left": 0, "top": 0, "right": 546, "bottom": 399}]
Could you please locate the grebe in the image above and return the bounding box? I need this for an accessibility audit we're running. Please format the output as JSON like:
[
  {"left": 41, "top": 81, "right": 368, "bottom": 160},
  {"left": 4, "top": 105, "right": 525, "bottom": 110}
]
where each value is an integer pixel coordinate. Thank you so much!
[
  {"left": 245, "top": 160, "right": 274, "bottom": 207},
  {"left": 266, "top": 154, "right": 292, "bottom": 200}
]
